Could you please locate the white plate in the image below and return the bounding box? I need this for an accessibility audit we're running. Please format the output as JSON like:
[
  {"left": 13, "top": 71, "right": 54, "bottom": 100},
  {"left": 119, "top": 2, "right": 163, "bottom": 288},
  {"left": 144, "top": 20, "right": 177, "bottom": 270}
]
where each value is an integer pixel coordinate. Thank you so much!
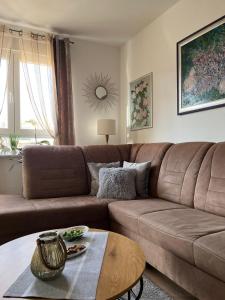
[
  {"left": 59, "top": 225, "right": 89, "bottom": 242},
  {"left": 67, "top": 242, "right": 89, "bottom": 259}
]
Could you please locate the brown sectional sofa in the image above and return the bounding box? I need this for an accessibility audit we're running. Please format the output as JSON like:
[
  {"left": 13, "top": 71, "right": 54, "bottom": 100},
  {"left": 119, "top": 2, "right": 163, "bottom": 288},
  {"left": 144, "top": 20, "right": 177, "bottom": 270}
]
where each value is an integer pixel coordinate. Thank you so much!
[{"left": 1, "top": 141, "right": 225, "bottom": 299}]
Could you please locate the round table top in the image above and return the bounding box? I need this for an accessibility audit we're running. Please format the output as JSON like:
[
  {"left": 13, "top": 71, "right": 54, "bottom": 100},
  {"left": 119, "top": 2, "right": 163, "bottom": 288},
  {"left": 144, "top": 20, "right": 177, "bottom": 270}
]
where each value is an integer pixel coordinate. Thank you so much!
[{"left": 0, "top": 229, "right": 145, "bottom": 300}]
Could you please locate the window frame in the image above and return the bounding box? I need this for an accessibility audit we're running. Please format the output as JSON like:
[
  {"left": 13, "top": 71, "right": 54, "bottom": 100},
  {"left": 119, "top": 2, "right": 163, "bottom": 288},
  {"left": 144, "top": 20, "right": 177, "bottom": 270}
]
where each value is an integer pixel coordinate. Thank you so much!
[{"left": 0, "top": 50, "right": 51, "bottom": 139}]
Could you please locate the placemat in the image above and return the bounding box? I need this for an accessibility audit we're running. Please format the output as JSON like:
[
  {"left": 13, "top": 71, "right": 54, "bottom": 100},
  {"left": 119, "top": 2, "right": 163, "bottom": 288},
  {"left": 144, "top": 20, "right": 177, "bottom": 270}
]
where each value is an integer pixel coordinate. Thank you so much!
[{"left": 4, "top": 231, "right": 108, "bottom": 300}]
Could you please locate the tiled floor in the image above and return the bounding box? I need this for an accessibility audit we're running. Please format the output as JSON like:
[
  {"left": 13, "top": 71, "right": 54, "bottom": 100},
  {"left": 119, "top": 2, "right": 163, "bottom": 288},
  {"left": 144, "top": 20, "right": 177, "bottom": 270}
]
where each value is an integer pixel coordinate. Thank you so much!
[{"left": 144, "top": 265, "right": 197, "bottom": 300}]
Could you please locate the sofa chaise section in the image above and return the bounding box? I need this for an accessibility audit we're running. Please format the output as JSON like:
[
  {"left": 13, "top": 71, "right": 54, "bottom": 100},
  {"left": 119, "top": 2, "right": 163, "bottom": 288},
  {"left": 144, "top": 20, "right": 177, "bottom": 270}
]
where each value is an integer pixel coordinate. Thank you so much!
[
  {"left": 139, "top": 142, "right": 225, "bottom": 300},
  {"left": 110, "top": 142, "right": 225, "bottom": 300},
  {"left": 0, "top": 194, "right": 108, "bottom": 245}
]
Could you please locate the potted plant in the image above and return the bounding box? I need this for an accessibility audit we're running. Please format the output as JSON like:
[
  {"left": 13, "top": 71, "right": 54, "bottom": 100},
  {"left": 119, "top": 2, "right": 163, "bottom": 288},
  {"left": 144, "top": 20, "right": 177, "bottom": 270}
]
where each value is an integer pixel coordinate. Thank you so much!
[{"left": 9, "top": 134, "right": 19, "bottom": 152}]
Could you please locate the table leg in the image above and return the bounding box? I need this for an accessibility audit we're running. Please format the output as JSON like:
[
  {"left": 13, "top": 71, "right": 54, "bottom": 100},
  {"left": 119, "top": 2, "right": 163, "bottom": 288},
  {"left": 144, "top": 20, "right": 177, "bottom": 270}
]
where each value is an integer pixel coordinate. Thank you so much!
[
  {"left": 133, "top": 276, "right": 144, "bottom": 300},
  {"left": 118, "top": 276, "right": 144, "bottom": 300},
  {"left": 128, "top": 290, "right": 131, "bottom": 300}
]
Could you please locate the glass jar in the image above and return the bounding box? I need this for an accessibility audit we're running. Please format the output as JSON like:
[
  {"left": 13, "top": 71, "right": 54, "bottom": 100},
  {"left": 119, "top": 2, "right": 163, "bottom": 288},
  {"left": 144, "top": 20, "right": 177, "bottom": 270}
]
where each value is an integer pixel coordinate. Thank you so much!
[{"left": 30, "top": 231, "right": 67, "bottom": 280}]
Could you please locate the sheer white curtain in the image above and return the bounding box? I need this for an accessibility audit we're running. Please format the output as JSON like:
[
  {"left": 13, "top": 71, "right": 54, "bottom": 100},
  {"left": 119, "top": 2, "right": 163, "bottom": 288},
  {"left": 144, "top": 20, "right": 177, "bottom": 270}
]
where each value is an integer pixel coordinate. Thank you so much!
[
  {"left": 0, "top": 25, "right": 58, "bottom": 140},
  {"left": 18, "top": 32, "right": 58, "bottom": 140}
]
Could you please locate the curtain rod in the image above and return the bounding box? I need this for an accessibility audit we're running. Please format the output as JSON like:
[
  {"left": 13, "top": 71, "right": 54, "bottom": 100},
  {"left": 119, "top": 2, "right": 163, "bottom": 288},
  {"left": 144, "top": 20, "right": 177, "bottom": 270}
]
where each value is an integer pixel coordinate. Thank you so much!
[{"left": 8, "top": 28, "right": 74, "bottom": 44}]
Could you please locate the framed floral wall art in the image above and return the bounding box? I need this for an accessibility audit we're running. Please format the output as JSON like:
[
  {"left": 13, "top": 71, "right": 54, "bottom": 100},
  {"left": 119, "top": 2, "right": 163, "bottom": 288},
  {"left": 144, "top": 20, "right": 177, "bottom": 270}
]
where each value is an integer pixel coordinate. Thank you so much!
[
  {"left": 129, "top": 73, "right": 153, "bottom": 130},
  {"left": 177, "top": 15, "right": 225, "bottom": 115}
]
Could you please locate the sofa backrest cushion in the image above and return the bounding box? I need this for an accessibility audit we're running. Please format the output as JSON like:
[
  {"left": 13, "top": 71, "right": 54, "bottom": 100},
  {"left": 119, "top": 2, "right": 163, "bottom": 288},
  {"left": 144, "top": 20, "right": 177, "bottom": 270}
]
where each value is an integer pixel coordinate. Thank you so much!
[
  {"left": 130, "top": 143, "right": 172, "bottom": 197},
  {"left": 23, "top": 146, "right": 89, "bottom": 199},
  {"left": 194, "top": 142, "right": 225, "bottom": 217},
  {"left": 157, "top": 142, "right": 213, "bottom": 207},
  {"left": 82, "top": 144, "right": 131, "bottom": 163}
]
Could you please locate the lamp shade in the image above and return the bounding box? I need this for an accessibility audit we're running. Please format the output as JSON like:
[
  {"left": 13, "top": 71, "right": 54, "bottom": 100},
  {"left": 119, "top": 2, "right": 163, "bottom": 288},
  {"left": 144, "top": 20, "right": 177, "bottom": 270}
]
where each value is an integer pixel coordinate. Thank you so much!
[{"left": 97, "top": 119, "right": 116, "bottom": 135}]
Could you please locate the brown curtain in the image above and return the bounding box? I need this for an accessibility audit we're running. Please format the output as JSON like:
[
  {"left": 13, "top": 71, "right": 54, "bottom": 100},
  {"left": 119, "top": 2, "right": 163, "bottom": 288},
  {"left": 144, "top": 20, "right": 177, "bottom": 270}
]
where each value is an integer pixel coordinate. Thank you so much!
[{"left": 53, "top": 36, "right": 75, "bottom": 145}]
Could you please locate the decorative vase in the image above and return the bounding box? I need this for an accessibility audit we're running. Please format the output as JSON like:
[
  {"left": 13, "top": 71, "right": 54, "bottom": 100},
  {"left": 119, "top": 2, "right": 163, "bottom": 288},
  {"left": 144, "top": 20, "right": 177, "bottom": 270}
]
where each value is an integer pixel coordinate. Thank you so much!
[{"left": 30, "top": 231, "right": 67, "bottom": 280}]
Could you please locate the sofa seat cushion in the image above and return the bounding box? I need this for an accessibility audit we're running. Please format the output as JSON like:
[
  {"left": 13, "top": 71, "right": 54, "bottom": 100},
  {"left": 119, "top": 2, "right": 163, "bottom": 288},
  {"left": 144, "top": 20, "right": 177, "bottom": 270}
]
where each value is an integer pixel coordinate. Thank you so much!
[
  {"left": 109, "top": 198, "right": 186, "bottom": 233},
  {"left": 139, "top": 208, "right": 225, "bottom": 265},
  {"left": 194, "top": 231, "right": 225, "bottom": 283},
  {"left": 0, "top": 195, "right": 108, "bottom": 244}
]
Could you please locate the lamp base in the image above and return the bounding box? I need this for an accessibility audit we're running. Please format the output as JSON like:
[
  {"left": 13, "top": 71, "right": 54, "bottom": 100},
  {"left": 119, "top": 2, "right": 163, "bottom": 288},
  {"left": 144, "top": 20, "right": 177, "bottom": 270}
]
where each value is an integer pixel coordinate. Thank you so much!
[{"left": 105, "top": 134, "right": 109, "bottom": 144}]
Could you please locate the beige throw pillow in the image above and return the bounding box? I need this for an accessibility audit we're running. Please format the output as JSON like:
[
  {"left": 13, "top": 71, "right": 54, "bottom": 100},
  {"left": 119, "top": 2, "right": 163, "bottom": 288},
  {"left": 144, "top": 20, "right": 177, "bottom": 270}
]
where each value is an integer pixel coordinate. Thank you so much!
[{"left": 87, "top": 161, "right": 120, "bottom": 195}]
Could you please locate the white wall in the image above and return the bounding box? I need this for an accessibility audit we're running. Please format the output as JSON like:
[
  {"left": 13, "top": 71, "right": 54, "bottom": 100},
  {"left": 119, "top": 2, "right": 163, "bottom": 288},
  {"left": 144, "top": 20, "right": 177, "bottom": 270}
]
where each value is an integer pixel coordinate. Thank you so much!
[
  {"left": 120, "top": 0, "right": 225, "bottom": 144},
  {"left": 0, "top": 158, "right": 22, "bottom": 194},
  {"left": 71, "top": 39, "right": 120, "bottom": 146}
]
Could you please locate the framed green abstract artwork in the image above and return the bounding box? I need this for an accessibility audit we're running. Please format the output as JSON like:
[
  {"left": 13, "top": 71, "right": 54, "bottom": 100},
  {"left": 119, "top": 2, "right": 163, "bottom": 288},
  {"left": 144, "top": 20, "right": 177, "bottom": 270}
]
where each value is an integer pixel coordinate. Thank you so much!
[
  {"left": 177, "top": 15, "right": 225, "bottom": 115},
  {"left": 129, "top": 73, "right": 153, "bottom": 130}
]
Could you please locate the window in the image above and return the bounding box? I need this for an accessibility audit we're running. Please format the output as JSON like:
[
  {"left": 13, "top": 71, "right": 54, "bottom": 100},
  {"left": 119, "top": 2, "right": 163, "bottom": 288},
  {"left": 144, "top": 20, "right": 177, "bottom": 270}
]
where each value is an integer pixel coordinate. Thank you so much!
[
  {"left": 0, "top": 53, "right": 53, "bottom": 139},
  {"left": 0, "top": 33, "right": 56, "bottom": 143}
]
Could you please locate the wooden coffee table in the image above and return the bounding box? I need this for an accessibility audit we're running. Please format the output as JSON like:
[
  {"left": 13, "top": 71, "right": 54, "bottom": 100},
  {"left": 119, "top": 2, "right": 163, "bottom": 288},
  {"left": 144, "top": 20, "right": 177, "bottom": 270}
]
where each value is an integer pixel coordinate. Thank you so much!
[{"left": 0, "top": 229, "right": 145, "bottom": 300}]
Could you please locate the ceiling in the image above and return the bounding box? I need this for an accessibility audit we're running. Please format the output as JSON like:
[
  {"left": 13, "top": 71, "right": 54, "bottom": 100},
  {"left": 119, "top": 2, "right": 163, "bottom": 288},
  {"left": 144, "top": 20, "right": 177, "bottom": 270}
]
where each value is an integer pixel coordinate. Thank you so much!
[{"left": 0, "top": 0, "right": 179, "bottom": 45}]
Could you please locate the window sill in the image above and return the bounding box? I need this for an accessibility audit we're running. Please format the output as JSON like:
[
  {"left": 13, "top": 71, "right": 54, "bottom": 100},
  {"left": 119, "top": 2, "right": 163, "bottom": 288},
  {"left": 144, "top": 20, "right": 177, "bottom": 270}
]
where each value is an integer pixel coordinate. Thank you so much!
[{"left": 0, "top": 150, "right": 20, "bottom": 158}]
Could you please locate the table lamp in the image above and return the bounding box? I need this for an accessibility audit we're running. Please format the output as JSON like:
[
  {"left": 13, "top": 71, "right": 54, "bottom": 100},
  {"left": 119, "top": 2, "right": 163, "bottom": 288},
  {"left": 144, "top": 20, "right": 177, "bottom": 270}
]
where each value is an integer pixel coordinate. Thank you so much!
[{"left": 97, "top": 119, "right": 116, "bottom": 144}]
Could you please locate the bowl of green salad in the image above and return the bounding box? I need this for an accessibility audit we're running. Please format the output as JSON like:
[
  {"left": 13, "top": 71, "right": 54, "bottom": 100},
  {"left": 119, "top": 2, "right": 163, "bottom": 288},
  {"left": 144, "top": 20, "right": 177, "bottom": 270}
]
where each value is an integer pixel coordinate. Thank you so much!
[{"left": 60, "top": 225, "right": 89, "bottom": 242}]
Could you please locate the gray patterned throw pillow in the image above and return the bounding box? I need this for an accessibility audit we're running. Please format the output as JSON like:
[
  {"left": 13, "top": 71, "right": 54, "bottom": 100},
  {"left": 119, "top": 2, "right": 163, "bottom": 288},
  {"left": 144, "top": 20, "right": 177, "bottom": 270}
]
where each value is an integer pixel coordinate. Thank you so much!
[
  {"left": 123, "top": 161, "right": 151, "bottom": 198},
  {"left": 97, "top": 167, "right": 137, "bottom": 200},
  {"left": 87, "top": 162, "right": 120, "bottom": 195}
]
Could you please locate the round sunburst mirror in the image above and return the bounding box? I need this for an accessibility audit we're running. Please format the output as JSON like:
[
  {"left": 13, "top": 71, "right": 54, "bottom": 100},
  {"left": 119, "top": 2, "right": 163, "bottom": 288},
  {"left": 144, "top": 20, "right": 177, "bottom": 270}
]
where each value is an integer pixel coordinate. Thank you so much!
[{"left": 83, "top": 73, "right": 118, "bottom": 111}]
